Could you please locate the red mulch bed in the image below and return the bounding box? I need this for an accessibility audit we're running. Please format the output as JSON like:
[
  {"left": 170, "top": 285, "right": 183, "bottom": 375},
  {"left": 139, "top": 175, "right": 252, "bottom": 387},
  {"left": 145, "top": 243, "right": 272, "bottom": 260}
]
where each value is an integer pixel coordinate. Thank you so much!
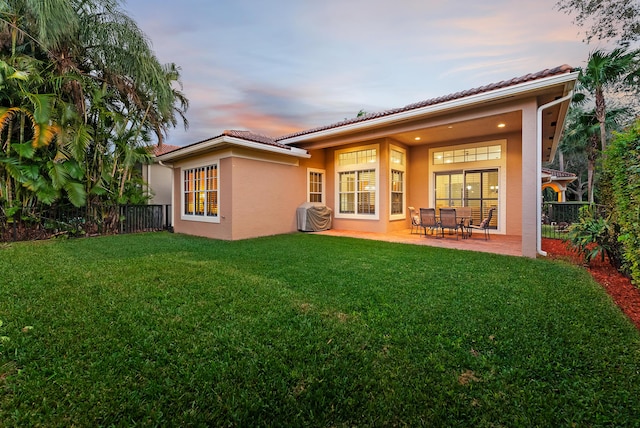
[{"left": 542, "top": 238, "right": 640, "bottom": 330}]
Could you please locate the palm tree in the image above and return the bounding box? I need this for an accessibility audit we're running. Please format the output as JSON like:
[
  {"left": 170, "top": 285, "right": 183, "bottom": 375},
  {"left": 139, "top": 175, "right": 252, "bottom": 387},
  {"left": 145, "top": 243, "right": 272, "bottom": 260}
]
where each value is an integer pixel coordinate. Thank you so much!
[
  {"left": 578, "top": 48, "right": 638, "bottom": 152},
  {"left": 559, "top": 104, "right": 628, "bottom": 203},
  {"left": 1, "top": 0, "right": 188, "bottom": 214}
]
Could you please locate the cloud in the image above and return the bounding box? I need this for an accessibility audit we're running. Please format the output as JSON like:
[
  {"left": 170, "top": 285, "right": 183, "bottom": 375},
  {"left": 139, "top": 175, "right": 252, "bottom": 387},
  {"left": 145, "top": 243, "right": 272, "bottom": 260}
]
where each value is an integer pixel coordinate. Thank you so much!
[{"left": 125, "top": 0, "right": 594, "bottom": 147}]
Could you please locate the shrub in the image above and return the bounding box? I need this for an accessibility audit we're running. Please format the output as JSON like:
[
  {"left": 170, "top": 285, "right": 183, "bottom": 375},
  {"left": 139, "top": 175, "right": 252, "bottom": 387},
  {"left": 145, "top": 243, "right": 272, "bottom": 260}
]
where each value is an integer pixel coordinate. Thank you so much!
[
  {"left": 566, "top": 204, "right": 625, "bottom": 270},
  {"left": 606, "top": 119, "right": 640, "bottom": 285}
]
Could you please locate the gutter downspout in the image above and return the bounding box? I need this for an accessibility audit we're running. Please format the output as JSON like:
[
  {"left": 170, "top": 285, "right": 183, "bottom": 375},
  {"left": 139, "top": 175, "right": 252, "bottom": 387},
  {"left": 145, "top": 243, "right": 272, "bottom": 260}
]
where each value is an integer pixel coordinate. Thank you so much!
[{"left": 536, "top": 90, "right": 574, "bottom": 256}]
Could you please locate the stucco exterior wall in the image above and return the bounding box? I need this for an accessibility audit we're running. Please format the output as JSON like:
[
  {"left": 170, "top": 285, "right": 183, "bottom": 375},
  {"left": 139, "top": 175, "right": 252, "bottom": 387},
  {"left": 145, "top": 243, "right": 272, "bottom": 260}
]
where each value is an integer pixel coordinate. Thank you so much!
[
  {"left": 228, "top": 156, "right": 306, "bottom": 240},
  {"left": 521, "top": 100, "right": 539, "bottom": 258},
  {"left": 169, "top": 150, "right": 307, "bottom": 241},
  {"left": 170, "top": 155, "right": 233, "bottom": 240},
  {"left": 143, "top": 163, "right": 173, "bottom": 205},
  {"left": 323, "top": 138, "right": 399, "bottom": 234},
  {"left": 505, "top": 131, "right": 523, "bottom": 236}
]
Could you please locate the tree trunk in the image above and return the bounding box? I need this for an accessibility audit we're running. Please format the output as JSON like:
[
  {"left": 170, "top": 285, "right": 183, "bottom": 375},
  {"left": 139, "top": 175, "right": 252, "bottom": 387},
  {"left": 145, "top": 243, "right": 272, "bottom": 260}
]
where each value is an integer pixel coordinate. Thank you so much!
[
  {"left": 595, "top": 89, "right": 608, "bottom": 152},
  {"left": 587, "top": 134, "right": 598, "bottom": 204}
]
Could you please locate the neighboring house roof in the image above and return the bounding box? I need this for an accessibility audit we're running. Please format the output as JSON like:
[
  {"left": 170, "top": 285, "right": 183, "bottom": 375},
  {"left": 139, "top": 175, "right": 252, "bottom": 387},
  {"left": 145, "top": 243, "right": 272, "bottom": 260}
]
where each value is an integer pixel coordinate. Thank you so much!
[
  {"left": 150, "top": 144, "right": 181, "bottom": 156},
  {"left": 541, "top": 167, "right": 577, "bottom": 183},
  {"left": 277, "top": 65, "right": 576, "bottom": 143}
]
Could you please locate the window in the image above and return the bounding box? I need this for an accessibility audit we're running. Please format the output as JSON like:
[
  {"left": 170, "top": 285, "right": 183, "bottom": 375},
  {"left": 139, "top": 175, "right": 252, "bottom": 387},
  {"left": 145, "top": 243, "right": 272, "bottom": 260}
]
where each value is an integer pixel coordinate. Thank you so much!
[
  {"left": 308, "top": 169, "right": 325, "bottom": 203},
  {"left": 390, "top": 147, "right": 406, "bottom": 218},
  {"left": 336, "top": 146, "right": 378, "bottom": 218},
  {"left": 433, "top": 144, "right": 501, "bottom": 165},
  {"left": 435, "top": 169, "right": 498, "bottom": 228},
  {"left": 391, "top": 170, "right": 404, "bottom": 215},
  {"left": 182, "top": 164, "right": 219, "bottom": 222}
]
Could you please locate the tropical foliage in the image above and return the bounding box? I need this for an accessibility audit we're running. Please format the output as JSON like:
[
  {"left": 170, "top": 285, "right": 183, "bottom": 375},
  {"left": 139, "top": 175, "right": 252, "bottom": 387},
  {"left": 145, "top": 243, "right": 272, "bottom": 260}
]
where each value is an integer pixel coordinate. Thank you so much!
[
  {"left": 606, "top": 119, "right": 640, "bottom": 285},
  {"left": 0, "top": 0, "right": 187, "bottom": 234},
  {"left": 556, "top": 0, "right": 640, "bottom": 44}
]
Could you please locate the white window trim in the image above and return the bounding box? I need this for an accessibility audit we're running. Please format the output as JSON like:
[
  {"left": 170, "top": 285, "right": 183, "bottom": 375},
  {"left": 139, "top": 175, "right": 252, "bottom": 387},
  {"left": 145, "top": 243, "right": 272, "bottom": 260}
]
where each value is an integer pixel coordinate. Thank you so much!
[
  {"left": 389, "top": 145, "right": 407, "bottom": 221},
  {"left": 181, "top": 160, "right": 221, "bottom": 224},
  {"left": 335, "top": 144, "right": 380, "bottom": 220},
  {"left": 307, "top": 168, "right": 326, "bottom": 203},
  {"left": 429, "top": 140, "right": 506, "bottom": 234}
]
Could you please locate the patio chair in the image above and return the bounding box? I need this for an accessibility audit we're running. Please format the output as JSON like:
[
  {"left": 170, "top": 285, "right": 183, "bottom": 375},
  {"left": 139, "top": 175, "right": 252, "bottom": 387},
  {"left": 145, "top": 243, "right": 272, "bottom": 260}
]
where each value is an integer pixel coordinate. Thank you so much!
[
  {"left": 408, "top": 206, "right": 421, "bottom": 234},
  {"left": 456, "top": 206, "right": 473, "bottom": 236},
  {"left": 439, "top": 208, "right": 463, "bottom": 239},
  {"left": 467, "top": 207, "right": 496, "bottom": 240},
  {"left": 419, "top": 208, "right": 440, "bottom": 237}
]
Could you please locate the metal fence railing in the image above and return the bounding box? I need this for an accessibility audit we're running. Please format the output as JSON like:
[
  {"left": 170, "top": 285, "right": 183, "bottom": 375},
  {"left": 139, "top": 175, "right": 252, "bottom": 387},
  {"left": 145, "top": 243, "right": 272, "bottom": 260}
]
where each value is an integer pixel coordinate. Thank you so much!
[
  {"left": 118, "top": 205, "right": 165, "bottom": 234},
  {"left": 542, "top": 202, "right": 589, "bottom": 239},
  {"left": 1, "top": 204, "right": 172, "bottom": 243}
]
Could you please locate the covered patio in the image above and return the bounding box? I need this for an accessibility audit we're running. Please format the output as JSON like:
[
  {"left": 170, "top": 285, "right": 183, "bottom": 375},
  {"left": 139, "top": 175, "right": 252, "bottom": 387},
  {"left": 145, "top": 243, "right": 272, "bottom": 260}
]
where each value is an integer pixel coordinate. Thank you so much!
[{"left": 312, "top": 228, "right": 523, "bottom": 256}]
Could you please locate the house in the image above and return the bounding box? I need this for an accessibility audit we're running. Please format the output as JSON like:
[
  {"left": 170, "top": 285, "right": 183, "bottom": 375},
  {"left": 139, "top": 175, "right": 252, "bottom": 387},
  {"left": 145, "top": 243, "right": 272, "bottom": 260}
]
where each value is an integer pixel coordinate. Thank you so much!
[
  {"left": 156, "top": 65, "right": 579, "bottom": 258},
  {"left": 142, "top": 143, "right": 181, "bottom": 207},
  {"left": 541, "top": 167, "right": 577, "bottom": 202}
]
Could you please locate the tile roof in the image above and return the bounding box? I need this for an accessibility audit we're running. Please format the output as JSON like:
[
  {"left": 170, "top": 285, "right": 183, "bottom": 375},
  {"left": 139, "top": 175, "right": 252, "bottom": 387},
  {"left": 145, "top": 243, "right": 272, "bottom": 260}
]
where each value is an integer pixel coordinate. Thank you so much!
[
  {"left": 541, "top": 167, "right": 577, "bottom": 178},
  {"left": 220, "top": 129, "right": 288, "bottom": 149},
  {"left": 150, "top": 144, "right": 181, "bottom": 156},
  {"left": 276, "top": 64, "right": 576, "bottom": 141}
]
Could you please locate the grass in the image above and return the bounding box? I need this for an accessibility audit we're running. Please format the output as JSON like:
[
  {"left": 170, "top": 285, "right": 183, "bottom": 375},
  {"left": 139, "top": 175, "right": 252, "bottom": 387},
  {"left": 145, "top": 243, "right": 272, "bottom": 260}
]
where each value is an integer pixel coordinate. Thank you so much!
[{"left": 1, "top": 232, "right": 639, "bottom": 426}]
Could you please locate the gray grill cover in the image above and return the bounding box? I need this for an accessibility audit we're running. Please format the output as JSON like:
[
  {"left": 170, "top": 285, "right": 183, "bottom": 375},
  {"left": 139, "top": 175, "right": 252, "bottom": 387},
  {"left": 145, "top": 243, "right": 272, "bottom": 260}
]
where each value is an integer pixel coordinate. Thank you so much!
[{"left": 296, "top": 202, "right": 332, "bottom": 232}]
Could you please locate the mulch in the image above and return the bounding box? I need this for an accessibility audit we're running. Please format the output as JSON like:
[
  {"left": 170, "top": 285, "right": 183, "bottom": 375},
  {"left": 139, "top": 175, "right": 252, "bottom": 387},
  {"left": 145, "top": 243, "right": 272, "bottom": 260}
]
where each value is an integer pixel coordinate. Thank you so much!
[{"left": 542, "top": 238, "right": 640, "bottom": 330}]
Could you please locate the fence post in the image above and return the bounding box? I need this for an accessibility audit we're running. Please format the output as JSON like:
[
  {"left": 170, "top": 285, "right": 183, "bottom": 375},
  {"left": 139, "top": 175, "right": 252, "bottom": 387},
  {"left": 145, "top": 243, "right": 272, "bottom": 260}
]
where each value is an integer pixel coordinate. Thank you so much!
[{"left": 12, "top": 213, "right": 17, "bottom": 242}]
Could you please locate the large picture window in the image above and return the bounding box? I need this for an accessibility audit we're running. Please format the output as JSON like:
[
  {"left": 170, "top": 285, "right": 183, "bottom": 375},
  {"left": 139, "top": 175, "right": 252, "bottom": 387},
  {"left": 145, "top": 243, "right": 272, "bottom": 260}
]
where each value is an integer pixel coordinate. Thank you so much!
[
  {"left": 335, "top": 146, "right": 379, "bottom": 219},
  {"left": 183, "top": 164, "right": 219, "bottom": 222}
]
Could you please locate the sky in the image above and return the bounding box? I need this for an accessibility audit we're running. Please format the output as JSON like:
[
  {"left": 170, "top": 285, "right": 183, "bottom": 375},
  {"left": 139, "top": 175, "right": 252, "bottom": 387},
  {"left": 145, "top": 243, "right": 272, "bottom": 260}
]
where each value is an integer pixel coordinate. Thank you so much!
[{"left": 123, "top": 0, "right": 603, "bottom": 147}]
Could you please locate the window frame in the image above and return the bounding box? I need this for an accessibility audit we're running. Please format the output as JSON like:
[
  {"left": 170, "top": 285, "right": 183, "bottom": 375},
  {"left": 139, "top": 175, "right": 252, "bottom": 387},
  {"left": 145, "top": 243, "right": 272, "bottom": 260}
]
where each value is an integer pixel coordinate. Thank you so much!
[
  {"left": 307, "top": 168, "right": 326, "bottom": 203},
  {"left": 335, "top": 144, "right": 380, "bottom": 220},
  {"left": 181, "top": 161, "right": 220, "bottom": 223},
  {"left": 429, "top": 140, "right": 506, "bottom": 233},
  {"left": 389, "top": 145, "right": 407, "bottom": 220}
]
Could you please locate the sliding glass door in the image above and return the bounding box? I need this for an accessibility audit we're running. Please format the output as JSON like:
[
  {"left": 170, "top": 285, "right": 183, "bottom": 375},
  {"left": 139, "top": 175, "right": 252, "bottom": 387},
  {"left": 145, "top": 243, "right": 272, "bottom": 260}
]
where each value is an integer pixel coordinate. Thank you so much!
[{"left": 435, "top": 169, "right": 498, "bottom": 228}]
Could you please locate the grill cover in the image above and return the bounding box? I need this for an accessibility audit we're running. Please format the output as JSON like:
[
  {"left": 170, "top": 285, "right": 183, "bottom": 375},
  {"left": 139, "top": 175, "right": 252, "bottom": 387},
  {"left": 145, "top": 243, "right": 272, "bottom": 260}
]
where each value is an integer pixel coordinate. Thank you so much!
[{"left": 296, "top": 202, "right": 332, "bottom": 232}]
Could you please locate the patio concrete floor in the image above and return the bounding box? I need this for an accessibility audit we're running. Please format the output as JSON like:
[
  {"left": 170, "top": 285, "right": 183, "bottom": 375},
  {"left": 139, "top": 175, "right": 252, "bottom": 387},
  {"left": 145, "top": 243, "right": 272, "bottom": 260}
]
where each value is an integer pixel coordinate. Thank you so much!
[{"left": 313, "top": 228, "right": 523, "bottom": 257}]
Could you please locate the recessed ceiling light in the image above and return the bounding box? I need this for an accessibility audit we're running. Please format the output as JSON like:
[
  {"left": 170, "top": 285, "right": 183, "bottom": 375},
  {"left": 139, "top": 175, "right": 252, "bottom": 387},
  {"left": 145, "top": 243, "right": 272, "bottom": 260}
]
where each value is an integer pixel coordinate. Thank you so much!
[
  {"left": 414, "top": 137, "right": 421, "bottom": 141},
  {"left": 497, "top": 123, "right": 506, "bottom": 128}
]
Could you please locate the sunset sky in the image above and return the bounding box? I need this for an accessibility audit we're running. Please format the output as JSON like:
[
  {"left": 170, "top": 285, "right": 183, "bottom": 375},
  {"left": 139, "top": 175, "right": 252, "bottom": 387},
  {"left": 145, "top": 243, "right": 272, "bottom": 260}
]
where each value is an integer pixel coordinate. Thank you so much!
[{"left": 123, "top": 0, "right": 607, "bottom": 147}]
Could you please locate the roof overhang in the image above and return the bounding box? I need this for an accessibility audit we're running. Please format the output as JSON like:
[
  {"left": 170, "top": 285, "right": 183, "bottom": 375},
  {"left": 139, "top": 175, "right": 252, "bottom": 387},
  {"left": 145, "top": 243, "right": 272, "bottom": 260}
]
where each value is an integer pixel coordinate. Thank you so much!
[
  {"left": 279, "top": 71, "right": 579, "bottom": 150},
  {"left": 156, "top": 135, "right": 310, "bottom": 163}
]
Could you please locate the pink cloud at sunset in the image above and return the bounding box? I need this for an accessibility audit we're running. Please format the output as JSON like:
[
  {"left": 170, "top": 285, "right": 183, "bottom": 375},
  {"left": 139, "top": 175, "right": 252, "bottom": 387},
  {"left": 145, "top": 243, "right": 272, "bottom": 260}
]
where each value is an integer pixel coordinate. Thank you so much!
[{"left": 123, "top": 0, "right": 619, "bottom": 147}]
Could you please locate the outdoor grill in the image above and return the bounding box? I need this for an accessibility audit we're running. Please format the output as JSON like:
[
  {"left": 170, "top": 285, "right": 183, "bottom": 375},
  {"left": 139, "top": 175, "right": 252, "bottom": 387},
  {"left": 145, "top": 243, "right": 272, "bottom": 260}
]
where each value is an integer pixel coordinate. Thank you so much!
[{"left": 296, "top": 202, "right": 332, "bottom": 232}]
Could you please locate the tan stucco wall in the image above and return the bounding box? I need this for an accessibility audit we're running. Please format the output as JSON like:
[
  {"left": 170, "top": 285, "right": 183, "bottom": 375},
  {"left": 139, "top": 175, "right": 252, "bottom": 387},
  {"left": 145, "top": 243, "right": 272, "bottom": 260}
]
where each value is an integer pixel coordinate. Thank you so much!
[
  {"left": 170, "top": 156, "right": 233, "bottom": 240},
  {"left": 505, "top": 131, "right": 523, "bottom": 237},
  {"left": 228, "top": 157, "right": 306, "bottom": 240},
  {"left": 170, "top": 150, "right": 309, "bottom": 241}
]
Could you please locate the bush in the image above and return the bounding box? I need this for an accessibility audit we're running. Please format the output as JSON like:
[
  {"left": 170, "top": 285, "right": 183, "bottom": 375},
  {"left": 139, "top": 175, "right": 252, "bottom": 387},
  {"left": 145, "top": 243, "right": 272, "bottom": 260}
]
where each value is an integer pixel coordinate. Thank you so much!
[
  {"left": 566, "top": 204, "right": 625, "bottom": 270},
  {"left": 606, "top": 119, "right": 640, "bottom": 285}
]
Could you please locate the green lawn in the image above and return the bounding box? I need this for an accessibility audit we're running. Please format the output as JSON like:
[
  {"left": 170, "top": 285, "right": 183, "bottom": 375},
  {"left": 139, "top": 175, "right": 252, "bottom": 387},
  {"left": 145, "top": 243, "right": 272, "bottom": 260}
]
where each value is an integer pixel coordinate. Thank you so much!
[{"left": 1, "top": 232, "right": 639, "bottom": 426}]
